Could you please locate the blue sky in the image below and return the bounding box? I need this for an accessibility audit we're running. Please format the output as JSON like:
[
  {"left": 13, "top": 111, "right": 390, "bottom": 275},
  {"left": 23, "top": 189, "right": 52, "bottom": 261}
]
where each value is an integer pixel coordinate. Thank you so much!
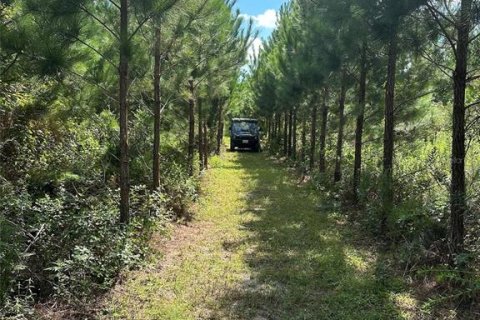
[
  {"left": 234, "top": 0, "right": 288, "bottom": 59},
  {"left": 235, "top": 0, "right": 286, "bottom": 37},
  {"left": 236, "top": 0, "right": 286, "bottom": 16}
]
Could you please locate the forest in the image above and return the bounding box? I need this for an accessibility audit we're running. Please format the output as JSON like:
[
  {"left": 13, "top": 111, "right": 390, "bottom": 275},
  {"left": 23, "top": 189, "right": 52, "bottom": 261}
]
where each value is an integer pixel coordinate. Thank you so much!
[
  {"left": 246, "top": 0, "right": 480, "bottom": 317},
  {"left": 1, "top": 0, "right": 480, "bottom": 319}
]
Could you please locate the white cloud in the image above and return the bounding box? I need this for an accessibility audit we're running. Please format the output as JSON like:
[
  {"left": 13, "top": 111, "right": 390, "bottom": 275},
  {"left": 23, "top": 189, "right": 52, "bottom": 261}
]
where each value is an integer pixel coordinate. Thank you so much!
[
  {"left": 241, "top": 9, "right": 278, "bottom": 29},
  {"left": 248, "top": 38, "right": 263, "bottom": 62},
  {"left": 255, "top": 9, "right": 278, "bottom": 29}
]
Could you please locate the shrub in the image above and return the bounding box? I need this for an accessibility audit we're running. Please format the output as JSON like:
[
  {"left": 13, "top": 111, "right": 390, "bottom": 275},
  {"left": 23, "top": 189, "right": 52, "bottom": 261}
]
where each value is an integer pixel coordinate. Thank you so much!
[{"left": 0, "top": 103, "right": 200, "bottom": 318}]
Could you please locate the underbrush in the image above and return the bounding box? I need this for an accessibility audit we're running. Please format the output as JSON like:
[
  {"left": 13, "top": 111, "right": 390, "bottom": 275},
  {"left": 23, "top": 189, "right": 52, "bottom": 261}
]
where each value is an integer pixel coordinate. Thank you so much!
[
  {"left": 0, "top": 112, "right": 198, "bottom": 319},
  {"left": 264, "top": 138, "right": 480, "bottom": 316},
  {"left": 1, "top": 183, "right": 196, "bottom": 319}
]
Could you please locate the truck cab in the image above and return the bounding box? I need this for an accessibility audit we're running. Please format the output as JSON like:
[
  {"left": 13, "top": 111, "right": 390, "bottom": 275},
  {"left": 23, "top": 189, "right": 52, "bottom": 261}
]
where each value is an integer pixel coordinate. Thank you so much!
[{"left": 229, "top": 118, "right": 261, "bottom": 152}]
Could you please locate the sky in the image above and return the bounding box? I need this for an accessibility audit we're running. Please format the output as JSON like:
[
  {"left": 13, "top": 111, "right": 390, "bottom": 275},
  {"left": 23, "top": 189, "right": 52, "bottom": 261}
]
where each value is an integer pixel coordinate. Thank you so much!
[{"left": 234, "top": 0, "right": 288, "bottom": 61}]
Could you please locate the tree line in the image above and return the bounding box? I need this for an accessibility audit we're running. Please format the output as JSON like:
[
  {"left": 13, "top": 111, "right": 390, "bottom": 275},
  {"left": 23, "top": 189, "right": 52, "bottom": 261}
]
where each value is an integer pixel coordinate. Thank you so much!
[
  {"left": 249, "top": 0, "right": 480, "bottom": 277},
  {"left": 0, "top": 0, "right": 252, "bottom": 315}
]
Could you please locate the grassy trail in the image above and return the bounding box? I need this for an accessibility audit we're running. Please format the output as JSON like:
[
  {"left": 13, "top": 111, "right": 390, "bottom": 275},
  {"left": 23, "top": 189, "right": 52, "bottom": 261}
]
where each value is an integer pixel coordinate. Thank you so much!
[{"left": 104, "top": 152, "right": 418, "bottom": 319}]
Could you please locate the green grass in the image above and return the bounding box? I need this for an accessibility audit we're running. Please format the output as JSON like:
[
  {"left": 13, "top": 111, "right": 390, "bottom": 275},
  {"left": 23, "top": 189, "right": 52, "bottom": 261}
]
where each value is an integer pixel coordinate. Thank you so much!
[{"left": 103, "top": 151, "right": 419, "bottom": 319}]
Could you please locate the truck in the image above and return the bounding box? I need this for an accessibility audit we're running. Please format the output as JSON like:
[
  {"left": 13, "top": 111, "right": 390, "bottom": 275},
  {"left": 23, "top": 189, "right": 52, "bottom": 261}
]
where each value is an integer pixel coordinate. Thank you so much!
[{"left": 229, "top": 118, "right": 262, "bottom": 152}]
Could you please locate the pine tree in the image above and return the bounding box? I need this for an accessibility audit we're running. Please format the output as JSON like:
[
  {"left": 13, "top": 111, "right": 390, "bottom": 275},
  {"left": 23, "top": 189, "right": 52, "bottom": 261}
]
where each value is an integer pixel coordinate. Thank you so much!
[{"left": 425, "top": 0, "right": 476, "bottom": 264}]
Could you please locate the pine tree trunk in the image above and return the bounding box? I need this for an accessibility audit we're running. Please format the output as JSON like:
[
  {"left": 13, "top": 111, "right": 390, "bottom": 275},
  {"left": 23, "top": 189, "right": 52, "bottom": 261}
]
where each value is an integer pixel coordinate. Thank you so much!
[
  {"left": 198, "top": 99, "right": 204, "bottom": 171},
  {"left": 274, "top": 113, "right": 280, "bottom": 148},
  {"left": 353, "top": 43, "right": 367, "bottom": 203},
  {"left": 319, "top": 88, "right": 329, "bottom": 173},
  {"left": 288, "top": 109, "right": 293, "bottom": 157},
  {"left": 301, "top": 115, "right": 307, "bottom": 164},
  {"left": 188, "top": 79, "right": 195, "bottom": 176},
  {"left": 334, "top": 69, "right": 347, "bottom": 183},
  {"left": 450, "top": 0, "right": 471, "bottom": 264},
  {"left": 381, "top": 31, "right": 398, "bottom": 233},
  {"left": 309, "top": 95, "right": 318, "bottom": 172},
  {"left": 270, "top": 113, "right": 279, "bottom": 150},
  {"left": 203, "top": 120, "right": 208, "bottom": 169},
  {"left": 119, "top": 0, "right": 130, "bottom": 224},
  {"left": 267, "top": 118, "right": 272, "bottom": 142},
  {"left": 216, "top": 101, "right": 224, "bottom": 155},
  {"left": 152, "top": 25, "right": 162, "bottom": 191},
  {"left": 293, "top": 107, "right": 297, "bottom": 160},
  {"left": 283, "top": 112, "right": 288, "bottom": 156},
  {"left": 271, "top": 114, "right": 275, "bottom": 140},
  {"left": 277, "top": 113, "right": 281, "bottom": 140},
  {"left": 275, "top": 113, "right": 279, "bottom": 138}
]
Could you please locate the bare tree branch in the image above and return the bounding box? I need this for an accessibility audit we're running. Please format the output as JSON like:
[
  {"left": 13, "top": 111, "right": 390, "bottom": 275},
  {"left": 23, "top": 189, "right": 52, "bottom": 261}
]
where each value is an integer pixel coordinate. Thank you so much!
[
  {"left": 394, "top": 89, "right": 438, "bottom": 113},
  {"left": 467, "top": 30, "right": 480, "bottom": 43},
  {"left": 79, "top": 4, "right": 120, "bottom": 40},
  {"left": 66, "top": 69, "right": 118, "bottom": 103},
  {"left": 465, "top": 99, "right": 480, "bottom": 109},
  {"left": 419, "top": 50, "right": 453, "bottom": 78},
  {"left": 129, "top": 15, "right": 151, "bottom": 41},
  {"left": 1, "top": 53, "right": 20, "bottom": 76},
  {"left": 107, "top": 0, "right": 121, "bottom": 11},
  {"left": 67, "top": 33, "right": 118, "bottom": 69},
  {"left": 426, "top": 2, "right": 457, "bottom": 58},
  {"left": 429, "top": 0, "right": 457, "bottom": 26}
]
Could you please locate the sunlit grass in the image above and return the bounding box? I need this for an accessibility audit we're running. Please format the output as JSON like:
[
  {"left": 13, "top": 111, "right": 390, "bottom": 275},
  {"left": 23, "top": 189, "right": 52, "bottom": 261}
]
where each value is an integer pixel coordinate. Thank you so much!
[
  {"left": 104, "top": 151, "right": 255, "bottom": 319},
  {"left": 103, "top": 150, "right": 420, "bottom": 319}
]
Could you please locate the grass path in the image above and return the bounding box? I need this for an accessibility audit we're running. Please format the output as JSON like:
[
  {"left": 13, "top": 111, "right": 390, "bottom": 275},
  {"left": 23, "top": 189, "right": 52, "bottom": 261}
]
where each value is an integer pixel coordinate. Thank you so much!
[{"left": 103, "top": 151, "right": 419, "bottom": 319}]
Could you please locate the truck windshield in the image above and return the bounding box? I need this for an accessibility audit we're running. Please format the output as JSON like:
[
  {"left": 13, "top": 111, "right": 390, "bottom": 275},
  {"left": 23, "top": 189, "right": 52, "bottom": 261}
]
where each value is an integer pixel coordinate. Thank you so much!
[{"left": 232, "top": 121, "right": 258, "bottom": 135}]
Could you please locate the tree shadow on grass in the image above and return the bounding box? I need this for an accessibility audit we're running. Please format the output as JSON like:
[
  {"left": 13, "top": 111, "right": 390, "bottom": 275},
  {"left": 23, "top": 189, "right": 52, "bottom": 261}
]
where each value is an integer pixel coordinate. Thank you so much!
[{"left": 213, "top": 152, "right": 413, "bottom": 320}]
